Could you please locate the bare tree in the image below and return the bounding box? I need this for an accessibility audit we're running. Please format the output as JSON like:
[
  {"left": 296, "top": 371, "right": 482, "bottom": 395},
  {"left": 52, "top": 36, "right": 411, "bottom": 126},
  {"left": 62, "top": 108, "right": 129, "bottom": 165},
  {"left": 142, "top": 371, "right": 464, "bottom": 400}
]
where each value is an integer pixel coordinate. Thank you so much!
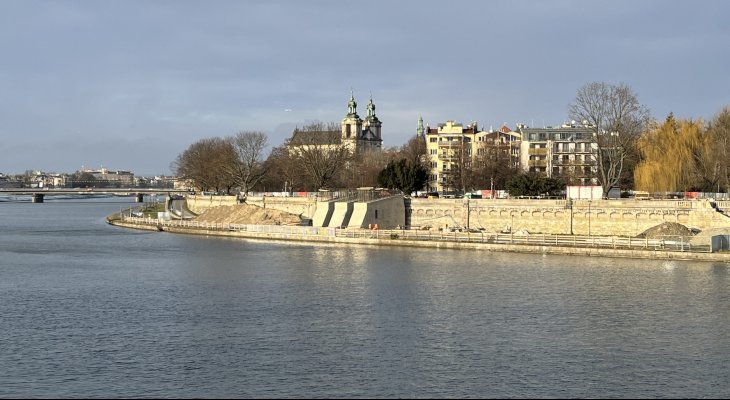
[
  {"left": 230, "top": 131, "right": 268, "bottom": 195},
  {"left": 172, "top": 137, "right": 237, "bottom": 193},
  {"left": 344, "top": 149, "right": 394, "bottom": 189},
  {"left": 444, "top": 136, "right": 476, "bottom": 194},
  {"left": 261, "top": 144, "right": 305, "bottom": 193},
  {"left": 569, "top": 82, "right": 650, "bottom": 198},
  {"left": 473, "top": 139, "right": 520, "bottom": 191},
  {"left": 288, "top": 122, "right": 352, "bottom": 190},
  {"left": 707, "top": 107, "right": 730, "bottom": 192},
  {"left": 399, "top": 135, "right": 428, "bottom": 166}
]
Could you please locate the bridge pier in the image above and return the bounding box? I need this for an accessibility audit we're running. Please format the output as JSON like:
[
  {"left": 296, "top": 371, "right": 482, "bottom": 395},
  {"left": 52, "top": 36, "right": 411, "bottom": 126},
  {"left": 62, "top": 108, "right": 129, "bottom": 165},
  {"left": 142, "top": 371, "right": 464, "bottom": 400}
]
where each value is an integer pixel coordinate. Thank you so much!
[
  {"left": 135, "top": 193, "right": 145, "bottom": 203},
  {"left": 32, "top": 193, "right": 44, "bottom": 203}
]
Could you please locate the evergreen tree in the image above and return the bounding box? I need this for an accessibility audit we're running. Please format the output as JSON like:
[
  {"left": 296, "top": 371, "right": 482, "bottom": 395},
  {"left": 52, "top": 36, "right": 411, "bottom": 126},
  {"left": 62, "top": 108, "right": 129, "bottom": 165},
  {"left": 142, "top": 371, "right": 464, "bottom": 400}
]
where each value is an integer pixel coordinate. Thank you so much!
[
  {"left": 506, "top": 172, "right": 564, "bottom": 197},
  {"left": 377, "top": 158, "right": 428, "bottom": 195}
]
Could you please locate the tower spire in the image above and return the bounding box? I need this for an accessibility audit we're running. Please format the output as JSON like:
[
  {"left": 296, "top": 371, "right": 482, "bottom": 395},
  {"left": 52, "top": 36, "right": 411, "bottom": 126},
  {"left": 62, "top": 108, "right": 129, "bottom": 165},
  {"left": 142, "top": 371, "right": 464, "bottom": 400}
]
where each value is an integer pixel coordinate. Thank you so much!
[
  {"left": 347, "top": 89, "right": 358, "bottom": 117},
  {"left": 366, "top": 95, "right": 376, "bottom": 119}
]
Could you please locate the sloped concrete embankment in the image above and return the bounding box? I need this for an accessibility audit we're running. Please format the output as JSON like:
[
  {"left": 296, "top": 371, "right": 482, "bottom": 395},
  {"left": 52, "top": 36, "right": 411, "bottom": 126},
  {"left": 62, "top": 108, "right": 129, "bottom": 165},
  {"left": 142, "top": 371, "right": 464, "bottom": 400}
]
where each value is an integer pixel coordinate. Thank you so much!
[{"left": 108, "top": 218, "right": 730, "bottom": 262}]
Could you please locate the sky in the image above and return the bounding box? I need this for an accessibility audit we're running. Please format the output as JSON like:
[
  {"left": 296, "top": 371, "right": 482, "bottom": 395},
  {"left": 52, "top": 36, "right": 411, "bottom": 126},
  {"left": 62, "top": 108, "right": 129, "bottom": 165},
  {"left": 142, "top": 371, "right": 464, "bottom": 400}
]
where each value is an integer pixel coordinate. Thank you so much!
[{"left": 1, "top": 0, "right": 729, "bottom": 176}]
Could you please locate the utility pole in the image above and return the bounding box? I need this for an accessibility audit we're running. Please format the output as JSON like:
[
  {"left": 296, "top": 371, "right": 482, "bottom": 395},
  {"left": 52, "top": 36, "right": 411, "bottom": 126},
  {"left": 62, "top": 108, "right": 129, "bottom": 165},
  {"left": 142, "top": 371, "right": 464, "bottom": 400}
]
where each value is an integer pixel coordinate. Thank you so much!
[{"left": 466, "top": 199, "right": 470, "bottom": 230}]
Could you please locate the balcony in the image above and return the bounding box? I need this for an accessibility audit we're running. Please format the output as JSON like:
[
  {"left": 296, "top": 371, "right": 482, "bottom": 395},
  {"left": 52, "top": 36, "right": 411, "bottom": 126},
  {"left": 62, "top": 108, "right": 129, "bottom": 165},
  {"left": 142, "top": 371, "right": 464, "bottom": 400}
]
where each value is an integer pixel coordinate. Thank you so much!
[
  {"left": 528, "top": 148, "right": 547, "bottom": 156},
  {"left": 438, "top": 142, "right": 464, "bottom": 148},
  {"left": 528, "top": 159, "right": 547, "bottom": 167},
  {"left": 552, "top": 159, "right": 597, "bottom": 166}
]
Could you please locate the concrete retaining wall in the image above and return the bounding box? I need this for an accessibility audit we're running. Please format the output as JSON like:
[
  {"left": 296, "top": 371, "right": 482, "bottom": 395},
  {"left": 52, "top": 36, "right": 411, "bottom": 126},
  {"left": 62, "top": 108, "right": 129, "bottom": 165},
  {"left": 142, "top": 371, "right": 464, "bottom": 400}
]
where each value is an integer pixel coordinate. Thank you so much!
[
  {"left": 186, "top": 195, "right": 318, "bottom": 219},
  {"left": 109, "top": 219, "right": 730, "bottom": 262},
  {"left": 246, "top": 196, "right": 317, "bottom": 219},
  {"left": 185, "top": 195, "right": 730, "bottom": 236},
  {"left": 186, "top": 195, "right": 238, "bottom": 214},
  {"left": 348, "top": 195, "right": 405, "bottom": 229},
  {"left": 410, "top": 198, "right": 730, "bottom": 236},
  {"left": 312, "top": 201, "right": 334, "bottom": 227},
  {"left": 329, "top": 202, "right": 353, "bottom": 228}
]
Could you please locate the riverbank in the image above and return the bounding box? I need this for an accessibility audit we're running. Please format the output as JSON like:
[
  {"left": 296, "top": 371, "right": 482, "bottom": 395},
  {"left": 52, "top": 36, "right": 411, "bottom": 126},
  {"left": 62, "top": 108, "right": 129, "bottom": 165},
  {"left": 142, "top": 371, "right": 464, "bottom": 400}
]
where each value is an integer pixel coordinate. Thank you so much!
[{"left": 108, "top": 217, "right": 730, "bottom": 263}]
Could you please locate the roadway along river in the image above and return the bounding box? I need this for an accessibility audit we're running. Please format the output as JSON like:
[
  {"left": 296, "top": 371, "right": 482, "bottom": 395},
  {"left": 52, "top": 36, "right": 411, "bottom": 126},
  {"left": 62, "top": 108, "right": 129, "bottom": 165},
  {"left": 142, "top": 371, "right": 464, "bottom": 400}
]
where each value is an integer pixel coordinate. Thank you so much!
[{"left": 1, "top": 197, "right": 729, "bottom": 398}]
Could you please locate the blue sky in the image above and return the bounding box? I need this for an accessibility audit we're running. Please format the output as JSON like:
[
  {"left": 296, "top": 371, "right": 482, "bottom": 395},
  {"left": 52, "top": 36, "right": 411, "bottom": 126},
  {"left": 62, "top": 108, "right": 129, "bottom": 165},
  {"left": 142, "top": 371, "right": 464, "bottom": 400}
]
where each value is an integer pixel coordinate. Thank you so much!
[{"left": 1, "top": 0, "right": 728, "bottom": 176}]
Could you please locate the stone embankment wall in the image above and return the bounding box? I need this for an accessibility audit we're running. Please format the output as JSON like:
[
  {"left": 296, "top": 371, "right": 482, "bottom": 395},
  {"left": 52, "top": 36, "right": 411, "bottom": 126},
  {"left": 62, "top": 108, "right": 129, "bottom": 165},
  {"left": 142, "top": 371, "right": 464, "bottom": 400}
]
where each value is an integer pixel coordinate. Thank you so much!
[
  {"left": 185, "top": 195, "right": 238, "bottom": 214},
  {"left": 409, "top": 198, "right": 730, "bottom": 236},
  {"left": 183, "top": 195, "right": 730, "bottom": 236},
  {"left": 109, "top": 219, "right": 730, "bottom": 262},
  {"left": 186, "top": 195, "right": 317, "bottom": 219}
]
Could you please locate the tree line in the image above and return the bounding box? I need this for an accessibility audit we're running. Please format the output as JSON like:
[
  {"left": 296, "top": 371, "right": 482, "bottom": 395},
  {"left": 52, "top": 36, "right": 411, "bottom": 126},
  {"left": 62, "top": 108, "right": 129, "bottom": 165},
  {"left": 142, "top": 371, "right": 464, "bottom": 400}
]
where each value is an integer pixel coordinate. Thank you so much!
[
  {"left": 171, "top": 123, "right": 431, "bottom": 195},
  {"left": 172, "top": 82, "right": 730, "bottom": 197}
]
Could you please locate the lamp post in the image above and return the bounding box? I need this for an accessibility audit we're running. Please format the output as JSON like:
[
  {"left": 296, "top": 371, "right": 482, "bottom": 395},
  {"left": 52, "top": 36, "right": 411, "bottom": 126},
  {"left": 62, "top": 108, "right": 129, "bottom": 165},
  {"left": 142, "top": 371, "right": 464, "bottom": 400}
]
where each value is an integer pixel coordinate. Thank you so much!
[
  {"left": 566, "top": 197, "right": 573, "bottom": 235},
  {"left": 588, "top": 200, "right": 592, "bottom": 236},
  {"left": 466, "top": 199, "right": 471, "bottom": 230}
]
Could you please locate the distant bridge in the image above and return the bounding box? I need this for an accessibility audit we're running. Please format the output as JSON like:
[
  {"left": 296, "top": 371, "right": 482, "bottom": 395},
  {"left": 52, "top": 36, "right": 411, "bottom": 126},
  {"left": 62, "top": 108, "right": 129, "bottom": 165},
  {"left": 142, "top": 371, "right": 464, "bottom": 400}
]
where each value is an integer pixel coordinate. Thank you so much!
[{"left": 0, "top": 188, "right": 190, "bottom": 203}]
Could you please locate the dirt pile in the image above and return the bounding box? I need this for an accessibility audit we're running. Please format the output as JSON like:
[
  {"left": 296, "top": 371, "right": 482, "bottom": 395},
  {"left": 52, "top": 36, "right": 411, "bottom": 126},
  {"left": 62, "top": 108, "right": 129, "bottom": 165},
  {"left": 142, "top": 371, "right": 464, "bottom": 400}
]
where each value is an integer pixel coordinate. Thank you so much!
[
  {"left": 194, "top": 203, "right": 303, "bottom": 226},
  {"left": 637, "top": 222, "right": 696, "bottom": 239}
]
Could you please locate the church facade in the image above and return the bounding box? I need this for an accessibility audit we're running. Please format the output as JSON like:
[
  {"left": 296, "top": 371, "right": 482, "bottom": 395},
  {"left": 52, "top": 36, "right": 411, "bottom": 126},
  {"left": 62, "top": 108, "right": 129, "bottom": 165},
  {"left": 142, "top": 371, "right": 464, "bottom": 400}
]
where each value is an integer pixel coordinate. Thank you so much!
[
  {"left": 340, "top": 91, "right": 383, "bottom": 153},
  {"left": 288, "top": 92, "right": 383, "bottom": 156}
]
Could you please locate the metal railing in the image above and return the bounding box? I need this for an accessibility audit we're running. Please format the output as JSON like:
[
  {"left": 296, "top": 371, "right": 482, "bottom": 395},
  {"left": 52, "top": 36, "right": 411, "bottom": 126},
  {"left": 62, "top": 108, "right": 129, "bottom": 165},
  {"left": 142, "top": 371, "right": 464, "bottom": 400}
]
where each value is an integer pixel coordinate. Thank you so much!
[{"left": 362, "top": 230, "right": 707, "bottom": 253}]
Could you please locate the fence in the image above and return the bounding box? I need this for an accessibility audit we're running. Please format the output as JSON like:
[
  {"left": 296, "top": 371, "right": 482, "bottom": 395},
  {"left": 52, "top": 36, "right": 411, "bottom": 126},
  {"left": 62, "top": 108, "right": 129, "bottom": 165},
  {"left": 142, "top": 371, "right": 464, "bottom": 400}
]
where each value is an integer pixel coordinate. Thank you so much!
[
  {"left": 120, "top": 216, "right": 711, "bottom": 253},
  {"left": 362, "top": 229, "right": 707, "bottom": 253}
]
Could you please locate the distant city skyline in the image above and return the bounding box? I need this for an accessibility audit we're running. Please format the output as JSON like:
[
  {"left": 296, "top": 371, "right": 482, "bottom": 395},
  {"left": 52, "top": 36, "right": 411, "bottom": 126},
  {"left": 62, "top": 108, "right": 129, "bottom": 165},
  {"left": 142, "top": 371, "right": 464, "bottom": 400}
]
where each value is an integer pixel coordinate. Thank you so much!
[{"left": 1, "top": 0, "right": 729, "bottom": 176}]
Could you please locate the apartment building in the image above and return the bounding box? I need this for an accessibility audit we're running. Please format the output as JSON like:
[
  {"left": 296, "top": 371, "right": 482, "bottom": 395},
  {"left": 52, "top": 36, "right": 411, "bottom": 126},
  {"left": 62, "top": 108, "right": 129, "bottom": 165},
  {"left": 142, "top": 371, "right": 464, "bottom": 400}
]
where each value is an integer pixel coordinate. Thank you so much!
[
  {"left": 516, "top": 122, "right": 597, "bottom": 185},
  {"left": 422, "top": 121, "right": 524, "bottom": 193},
  {"left": 476, "top": 125, "right": 521, "bottom": 170},
  {"left": 423, "top": 120, "right": 497, "bottom": 193}
]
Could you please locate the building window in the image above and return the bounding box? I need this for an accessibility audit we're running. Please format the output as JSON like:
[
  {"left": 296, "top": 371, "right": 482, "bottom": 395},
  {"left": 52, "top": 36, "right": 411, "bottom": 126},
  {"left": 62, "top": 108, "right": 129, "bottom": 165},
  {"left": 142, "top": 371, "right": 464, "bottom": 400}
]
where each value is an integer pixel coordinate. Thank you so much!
[
  {"left": 430, "top": 149, "right": 437, "bottom": 155},
  {"left": 430, "top": 137, "right": 437, "bottom": 142}
]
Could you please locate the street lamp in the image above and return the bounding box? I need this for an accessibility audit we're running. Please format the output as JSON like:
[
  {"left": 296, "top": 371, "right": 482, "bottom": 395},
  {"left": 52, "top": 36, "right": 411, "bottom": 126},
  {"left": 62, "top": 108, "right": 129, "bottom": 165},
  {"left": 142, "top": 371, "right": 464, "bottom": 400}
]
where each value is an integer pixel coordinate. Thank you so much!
[
  {"left": 466, "top": 199, "right": 471, "bottom": 230},
  {"left": 588, "top": 200, "right": 592, "bottom": 236},
  {"left": 565, "top": 197, "right": 573, "bottom": 235}
]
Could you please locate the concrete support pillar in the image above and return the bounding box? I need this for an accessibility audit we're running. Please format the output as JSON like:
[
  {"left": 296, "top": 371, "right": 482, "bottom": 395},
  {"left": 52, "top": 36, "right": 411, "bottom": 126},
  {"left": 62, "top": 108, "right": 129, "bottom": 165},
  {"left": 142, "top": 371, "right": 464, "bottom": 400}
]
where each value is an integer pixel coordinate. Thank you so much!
[
  {"left": 32, "top": 193, "right": 44, "bottom": 203},
  {"left": 135, "top": 193, "right": 144, "bottom": 203}
]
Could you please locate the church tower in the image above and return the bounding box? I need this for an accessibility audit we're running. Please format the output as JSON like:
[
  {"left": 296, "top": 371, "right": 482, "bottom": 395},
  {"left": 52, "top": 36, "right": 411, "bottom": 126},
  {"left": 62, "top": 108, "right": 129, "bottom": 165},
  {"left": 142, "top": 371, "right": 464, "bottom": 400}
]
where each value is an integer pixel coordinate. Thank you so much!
[
  {"left": 417, "top": 115, "right": 425, "bottom": 138},
  {"left": 341, "top": 90, "right": 363, "bottom": 149},
  {"left": 363, "top": 96, "right": 382, "bottom": 141}
]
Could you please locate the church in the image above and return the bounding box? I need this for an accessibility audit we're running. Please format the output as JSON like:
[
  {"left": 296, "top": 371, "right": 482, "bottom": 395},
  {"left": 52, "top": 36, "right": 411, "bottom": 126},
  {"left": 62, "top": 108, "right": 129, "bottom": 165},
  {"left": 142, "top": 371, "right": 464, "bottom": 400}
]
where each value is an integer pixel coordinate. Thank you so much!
[
  {"left": 340, "top": 91, "right": 383, "bottom": 152},
  {"left": 288, "top": 91, "right": 383, "bottom": 154}
]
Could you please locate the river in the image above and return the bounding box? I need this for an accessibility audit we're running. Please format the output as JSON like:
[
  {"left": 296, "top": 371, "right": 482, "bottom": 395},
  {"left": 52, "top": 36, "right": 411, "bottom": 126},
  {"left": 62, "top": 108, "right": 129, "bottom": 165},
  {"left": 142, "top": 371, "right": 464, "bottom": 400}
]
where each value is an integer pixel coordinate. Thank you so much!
[{"left": 1, "top": 197, "right": 728, "bottom": 398}]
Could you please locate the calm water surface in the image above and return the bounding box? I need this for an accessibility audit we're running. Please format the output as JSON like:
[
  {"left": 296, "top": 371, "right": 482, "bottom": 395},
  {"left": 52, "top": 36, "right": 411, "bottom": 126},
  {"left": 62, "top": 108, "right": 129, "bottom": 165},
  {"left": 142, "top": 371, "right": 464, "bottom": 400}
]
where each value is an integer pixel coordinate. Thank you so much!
[{"left": 1, "top": 198, "right": 729, "bottom": 398}]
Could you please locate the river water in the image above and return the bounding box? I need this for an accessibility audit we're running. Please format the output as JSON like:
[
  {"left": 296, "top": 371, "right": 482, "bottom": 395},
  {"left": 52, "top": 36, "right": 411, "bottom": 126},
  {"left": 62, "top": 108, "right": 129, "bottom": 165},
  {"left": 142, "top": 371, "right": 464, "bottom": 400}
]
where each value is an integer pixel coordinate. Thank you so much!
[{"left": 1, "top": 197, "right": 729, "bottom": 398}]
